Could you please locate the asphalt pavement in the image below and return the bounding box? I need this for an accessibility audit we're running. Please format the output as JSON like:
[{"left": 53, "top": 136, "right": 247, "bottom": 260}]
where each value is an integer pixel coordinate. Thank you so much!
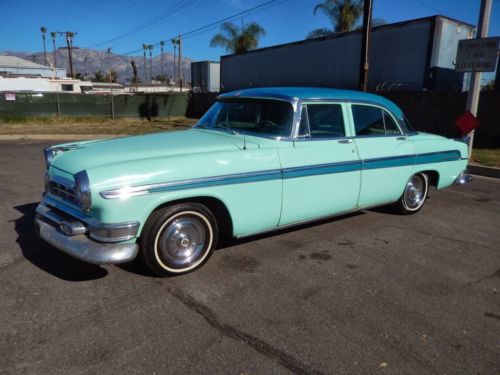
[{"left": 0, "top": 140, "right": 499, "bottom": 374}]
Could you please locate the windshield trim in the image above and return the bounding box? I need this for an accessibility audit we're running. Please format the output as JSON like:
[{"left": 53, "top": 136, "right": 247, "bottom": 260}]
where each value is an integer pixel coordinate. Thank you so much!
[{"left": 194, "top": 97, "right": 299, "bottom": 140}]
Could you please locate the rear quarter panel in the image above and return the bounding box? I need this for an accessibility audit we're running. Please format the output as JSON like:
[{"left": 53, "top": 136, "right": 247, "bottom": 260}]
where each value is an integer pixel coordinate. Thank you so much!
[{"left": 410, "top": 133, "right": 468, "bottom": 189}]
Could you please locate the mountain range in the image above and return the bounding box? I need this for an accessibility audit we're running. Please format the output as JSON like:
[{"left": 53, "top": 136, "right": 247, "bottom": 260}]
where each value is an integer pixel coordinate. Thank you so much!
[{"left": 1, "top": 47, "right": 193, "bottom": 84}]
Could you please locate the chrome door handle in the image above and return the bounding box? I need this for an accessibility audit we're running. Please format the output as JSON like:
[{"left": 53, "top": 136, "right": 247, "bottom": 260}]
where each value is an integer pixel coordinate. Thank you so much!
[
  {"left": 338, "top": 139, "right": 353, "bottom": 144},
  {"left": 396, "top": 136, "right": 408, "bottom": 141}
]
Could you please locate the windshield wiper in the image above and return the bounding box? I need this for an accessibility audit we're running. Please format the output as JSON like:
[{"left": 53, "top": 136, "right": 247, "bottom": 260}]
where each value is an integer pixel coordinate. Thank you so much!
[{"left": 213, "top": 124, "right": 239, "bottom": 134}]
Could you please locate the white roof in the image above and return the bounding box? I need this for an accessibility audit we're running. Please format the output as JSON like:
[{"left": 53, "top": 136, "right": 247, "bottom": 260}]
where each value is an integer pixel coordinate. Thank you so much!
[{"left": 0, "top": 55, "right": 52, "bottom": 69}]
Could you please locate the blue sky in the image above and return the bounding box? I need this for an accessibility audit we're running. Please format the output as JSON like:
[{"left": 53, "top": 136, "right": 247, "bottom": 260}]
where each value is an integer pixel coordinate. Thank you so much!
[{"left": 0, "top": 0, "right": 499, "bottom": 61}]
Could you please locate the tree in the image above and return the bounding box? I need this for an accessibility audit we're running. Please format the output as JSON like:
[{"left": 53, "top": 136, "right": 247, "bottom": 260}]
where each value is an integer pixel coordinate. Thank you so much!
[
  {"left": 91, "top": 71, "right": 106, "bottom": 82},
  {"left": 154, "top": 74, "right": 169, "bottom": 83},
  {"left": 106, "top": 70, "right": 118, "bottom": 83},
  {"left": 40, "top": 26, "right": 47, "bottom": 65},
  {"left": 50, "top": 31, "right": 57, "bottom": 67},
  {"left": 307, "top": 0, "right": 363, "bottom": 39},
  {"left": 160, "top": 40, "right": 165, "bottom": 76},
  {"left": 210, "top": 21, "right": 266, "bottom": 54}
]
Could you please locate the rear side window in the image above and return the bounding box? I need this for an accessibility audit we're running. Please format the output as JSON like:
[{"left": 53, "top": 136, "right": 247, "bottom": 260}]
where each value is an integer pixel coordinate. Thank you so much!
[
  {"left": 303, "top": 104, "right": 346, "bottom": 138},
  {"left": 352, "top": 105, "right": 401, "bottom": 136}
]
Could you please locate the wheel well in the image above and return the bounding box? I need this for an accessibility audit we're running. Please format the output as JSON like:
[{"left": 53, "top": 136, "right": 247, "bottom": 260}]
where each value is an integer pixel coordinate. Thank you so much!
[
  {"left": 151, "top": 196, "right": 233, "bottom": 239},
  {"left": 420, "top": 170, "right": 439, "bottom": 187}
]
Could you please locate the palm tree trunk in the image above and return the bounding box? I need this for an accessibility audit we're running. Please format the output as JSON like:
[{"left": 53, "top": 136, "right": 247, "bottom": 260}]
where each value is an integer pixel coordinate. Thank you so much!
[
  {"left": 66, "top": 34, "right": 74, "bottom": 78},
  {"left": 52, "top": 38, "right": 57, "bottom": 68},
  {"left": 42, "top": 35, "right": 47, "bottom": 66}
]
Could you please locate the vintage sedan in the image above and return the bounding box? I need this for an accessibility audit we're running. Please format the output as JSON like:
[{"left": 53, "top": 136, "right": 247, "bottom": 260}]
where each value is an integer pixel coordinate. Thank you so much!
[{"left": 35, "top": 87, "right": 471, "bottom": 275}]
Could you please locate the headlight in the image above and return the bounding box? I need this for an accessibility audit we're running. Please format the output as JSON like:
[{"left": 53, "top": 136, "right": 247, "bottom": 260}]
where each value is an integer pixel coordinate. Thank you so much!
[
  {"left": 43, "top": 147, "right": 57, "bottom": 168},
  {"left": 75, "top": 170, "right": 92, "bottom": 211}
]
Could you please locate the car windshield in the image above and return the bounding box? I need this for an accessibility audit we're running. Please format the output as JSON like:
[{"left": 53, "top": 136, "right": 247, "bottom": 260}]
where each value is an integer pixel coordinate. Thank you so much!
[{"left": 196, "top": 99, "right": 294, "bottom": 137}]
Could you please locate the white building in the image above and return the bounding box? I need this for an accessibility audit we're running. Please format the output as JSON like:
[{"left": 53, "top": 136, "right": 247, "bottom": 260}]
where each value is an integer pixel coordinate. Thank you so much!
[{"left": 0, "top": 55, "right": 67, "bottom": 79}]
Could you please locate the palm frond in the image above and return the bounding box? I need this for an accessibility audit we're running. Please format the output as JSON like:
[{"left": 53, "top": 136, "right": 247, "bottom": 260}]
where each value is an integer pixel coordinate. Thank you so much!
[{"left": 306, "top": 28, "right": 334, "bottom": 39}]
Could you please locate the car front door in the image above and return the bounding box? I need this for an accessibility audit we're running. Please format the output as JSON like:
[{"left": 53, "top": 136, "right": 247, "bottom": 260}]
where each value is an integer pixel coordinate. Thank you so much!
[
  {"left": 350, "top": 103, "right": 416, "bottom": 208},
  {"left": 278, "top": 102, "right": 361, "bottom": 225}
]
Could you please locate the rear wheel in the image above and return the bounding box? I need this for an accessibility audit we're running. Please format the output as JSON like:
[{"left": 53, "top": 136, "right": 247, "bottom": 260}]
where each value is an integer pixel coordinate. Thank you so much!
[
  {"left": 140, "top": 203, "right": 218, "bottom": 276},
  {"left": 392, "top": 173, "right": 429, "bottom": 214}
]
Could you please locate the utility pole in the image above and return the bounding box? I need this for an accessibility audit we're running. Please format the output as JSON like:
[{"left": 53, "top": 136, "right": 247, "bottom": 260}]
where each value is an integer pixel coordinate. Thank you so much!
[
  {"left": 358, "top": 0, "right": 373, "bottom": 92},
  {"left": 142, "top": 44, "right": 148, "bottom": 83},
  {"left": 149, "top": 45, "right": 153, "bottom": 84},
  {"left": 57, "top": 31, "right": 77, "bottom": 78},
  {"left": 173, "top": 39, "right": 177, "bottom": 85},
  {"left": 466, "top": 0, "right": 492, "bottom": 156},
  {"left": 107, "top": 48, "right": 115, "bottom": 120},
  {"left": 178, "top": 34, "right": 183, "bottom": 91},
  {"left": 160, "top": 40, "right": 165, "bottom": 78}
]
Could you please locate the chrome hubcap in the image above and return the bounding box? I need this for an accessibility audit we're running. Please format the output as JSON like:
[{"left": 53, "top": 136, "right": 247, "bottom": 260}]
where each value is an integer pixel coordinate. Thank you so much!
[
  {"left": 158, "top": 216, "right": 207, "bottom": 267},
  {"left": 404, "top": 175, "right": 425, "bottom": 209}
]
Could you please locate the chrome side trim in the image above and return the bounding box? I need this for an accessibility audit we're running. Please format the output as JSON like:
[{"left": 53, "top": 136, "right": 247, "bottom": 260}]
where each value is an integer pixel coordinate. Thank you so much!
[
  {"left": 100, "top": 168, "right": 283, "bottom": 199},
  {"left": 100, "top": 150, "right": 464, "bottom": 199}
]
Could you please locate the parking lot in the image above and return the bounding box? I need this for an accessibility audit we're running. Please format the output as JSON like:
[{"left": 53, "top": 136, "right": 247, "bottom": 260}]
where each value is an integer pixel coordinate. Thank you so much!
[{"left": 0, "top": 140, "right": 499, "bottom": 374}]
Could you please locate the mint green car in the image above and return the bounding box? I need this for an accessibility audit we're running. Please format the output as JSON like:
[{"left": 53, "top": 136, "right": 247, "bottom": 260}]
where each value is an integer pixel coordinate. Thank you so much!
[{"left": 35, "top": 87, "right": 471, "bottom": 276}]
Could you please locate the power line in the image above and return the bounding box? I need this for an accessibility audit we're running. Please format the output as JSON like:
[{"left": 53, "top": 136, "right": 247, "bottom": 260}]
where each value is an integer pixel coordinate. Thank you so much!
[
  {"left": 85, "top": 0, "right": 198, "bottom": 48},
  {"left": 120, "top": 0, "right": 283, "bottom": 56}
]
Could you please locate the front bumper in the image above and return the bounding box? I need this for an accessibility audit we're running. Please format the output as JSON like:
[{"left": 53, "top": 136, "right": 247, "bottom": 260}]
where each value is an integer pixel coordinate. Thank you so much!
[{"left": 35, "top": 197, "right": 139, "bottom": 265}]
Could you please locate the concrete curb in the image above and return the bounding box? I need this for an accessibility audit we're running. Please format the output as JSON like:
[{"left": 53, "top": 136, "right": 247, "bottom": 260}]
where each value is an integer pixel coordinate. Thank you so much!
[
  {"left": 468, "top": 164, "right": 500, "bottom": 179},
  {"left": 0, "top": 134, "right": 127, "bottom": 141}
]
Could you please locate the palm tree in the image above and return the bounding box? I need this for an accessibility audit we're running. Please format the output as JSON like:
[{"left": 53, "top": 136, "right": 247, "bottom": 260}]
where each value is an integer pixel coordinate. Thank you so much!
[
  {"left": 307, "top": 0, "right": 363, "bottom": 39},
  {"left": 148, "top": 44, "right": 153, "bottom": 83},
  {"left": 40, "top": 26, "right": 47, "bottom": 65},
  {"left": 160, "top": 40, "right": 165, "bottom": 77},
  {"left": 50, "top": 32, "right": 57, "bottom": 67},
  {"left": 210, "top": 21, "right": 266, "bottom": 54},
  {"left": 142, "top": 44, "right": 148, "bottom": 83}
]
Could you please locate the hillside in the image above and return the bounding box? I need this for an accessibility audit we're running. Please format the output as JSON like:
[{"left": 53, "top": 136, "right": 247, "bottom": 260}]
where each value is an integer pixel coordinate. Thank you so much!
[{"left": 1, "top": 47, "right": 192, "bottom": 84}]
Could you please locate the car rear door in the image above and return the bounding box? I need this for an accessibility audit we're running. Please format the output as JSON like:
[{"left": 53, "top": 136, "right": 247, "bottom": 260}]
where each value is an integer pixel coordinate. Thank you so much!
[
  {"left": 278, "top": 102, "right": 361, "bottom": 225},
  {"left": 349, "top": 103, "right": 416, "bottom": 208}
]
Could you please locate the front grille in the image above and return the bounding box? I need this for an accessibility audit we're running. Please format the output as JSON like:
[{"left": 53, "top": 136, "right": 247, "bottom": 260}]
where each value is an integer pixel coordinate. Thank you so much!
[{"left": 49, "top": 181, "right": 78, "bottom": 204}]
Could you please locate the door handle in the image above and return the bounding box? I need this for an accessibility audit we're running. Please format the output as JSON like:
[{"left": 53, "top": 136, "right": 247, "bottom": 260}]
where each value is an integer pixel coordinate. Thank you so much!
[
  {"left": 338, "top": 139, "right": 353, "bottom": 144},
  {"left": 396, "top": 136, "right": 408, "bottom": 141}
]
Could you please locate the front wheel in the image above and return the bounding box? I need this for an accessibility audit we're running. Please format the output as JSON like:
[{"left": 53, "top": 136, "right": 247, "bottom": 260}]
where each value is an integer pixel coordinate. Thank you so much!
[
  {"left": 140, "top": 203, "right": 218, "bottom": 276},
  {"left": 392, "top": 173, "right": 429, "bottom": 214}
]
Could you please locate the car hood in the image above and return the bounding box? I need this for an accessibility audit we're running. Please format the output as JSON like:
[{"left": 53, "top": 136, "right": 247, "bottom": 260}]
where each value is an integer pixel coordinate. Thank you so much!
[{"left": 49, "top": 129, "right": 249, "bottom": 175}]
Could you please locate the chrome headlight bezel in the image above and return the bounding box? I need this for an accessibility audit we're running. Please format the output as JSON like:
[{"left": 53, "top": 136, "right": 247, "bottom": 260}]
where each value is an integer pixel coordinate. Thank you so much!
[
  {"left": 43, "top": 147, "right": 57, "bottom": 169},
  {"left": 75, "top": 170, "right": 92, "bottom": 211}
]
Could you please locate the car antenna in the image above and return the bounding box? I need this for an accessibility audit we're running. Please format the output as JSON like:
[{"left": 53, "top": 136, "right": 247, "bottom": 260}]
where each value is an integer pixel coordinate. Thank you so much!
[{"left": 243, "top": 133, "right": 247, "bottom": 150}]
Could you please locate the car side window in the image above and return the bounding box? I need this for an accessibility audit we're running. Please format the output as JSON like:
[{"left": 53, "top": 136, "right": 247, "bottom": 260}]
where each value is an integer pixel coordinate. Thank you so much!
[
  {"left": 304, "top": 104, "right": 346, "bottom": 138},
  {"left": 298, "top": 106, "right": 310, "bottom": 137},
  {"left": 383, "top": 110, "right": 402, "bottom": 135},
  {"left": 352, "top": 105, "right": 401, "bottom": 136}
]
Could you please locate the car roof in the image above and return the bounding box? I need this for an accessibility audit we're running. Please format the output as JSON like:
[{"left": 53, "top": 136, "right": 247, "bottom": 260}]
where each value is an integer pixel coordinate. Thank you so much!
[{"left": 218, "top": 87, "right": 403, "bottom": 118}]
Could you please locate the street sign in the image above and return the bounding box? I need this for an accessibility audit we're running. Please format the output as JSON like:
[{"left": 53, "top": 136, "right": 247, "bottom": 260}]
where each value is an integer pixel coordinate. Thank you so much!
[{"left": 455, "top": 37, "right": 499, "bottom": 72}]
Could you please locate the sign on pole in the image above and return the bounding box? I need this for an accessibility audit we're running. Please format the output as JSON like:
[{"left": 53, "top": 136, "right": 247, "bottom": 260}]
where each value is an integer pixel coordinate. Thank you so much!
[{"left": 455, "top": 37, "right": 499, "bottom": 72}]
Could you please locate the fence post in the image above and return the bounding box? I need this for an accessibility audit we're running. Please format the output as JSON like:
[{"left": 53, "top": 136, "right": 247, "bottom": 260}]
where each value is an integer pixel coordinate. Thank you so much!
[{"left": 55, "top": 92, "right": 61, "bottom": 116}]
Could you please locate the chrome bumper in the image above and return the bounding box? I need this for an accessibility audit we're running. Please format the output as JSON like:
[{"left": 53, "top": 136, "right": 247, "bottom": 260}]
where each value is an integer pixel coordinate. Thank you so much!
[
  {"left": 454, "top": 172, "right": 472, "bottom": 185},
  {"left": 36, "top": 219, "right": 138, "bottom": 265},
  {"left": 35, "top": 198, "right": 139, "bottom": 265}
]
